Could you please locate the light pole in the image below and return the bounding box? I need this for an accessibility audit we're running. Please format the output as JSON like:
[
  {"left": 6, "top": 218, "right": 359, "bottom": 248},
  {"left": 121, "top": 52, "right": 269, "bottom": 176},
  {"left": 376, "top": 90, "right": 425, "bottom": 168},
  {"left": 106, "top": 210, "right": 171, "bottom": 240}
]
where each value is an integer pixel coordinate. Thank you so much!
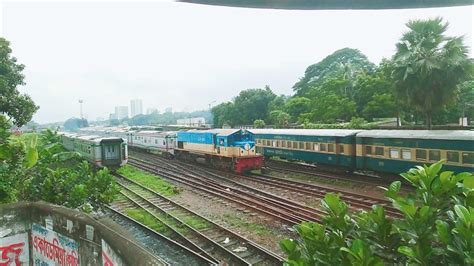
[
  {"left": 78, "top": 99, "right": 84, "bottom": 119},
  {"left": 208, "top": 100, "right": 216, "bottom": 111}
]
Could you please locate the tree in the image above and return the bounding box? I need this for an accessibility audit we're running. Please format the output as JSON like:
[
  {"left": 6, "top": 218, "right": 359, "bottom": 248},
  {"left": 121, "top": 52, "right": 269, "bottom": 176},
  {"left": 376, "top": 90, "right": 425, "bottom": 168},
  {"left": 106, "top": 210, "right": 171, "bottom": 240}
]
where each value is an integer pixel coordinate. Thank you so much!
[
  {"left": 391, "top": 17, "right": 472, "bottom": 129},
  {"left": 253, "top": 119, "right": 266, "bottom": 128},
  {"left": 63, "top": 118, "right": 89, "bottom": 131},
  {"left": 0, "top": 38, "right": 39, "bottom": 127},
  {"left": 269, "top": 110, "right": 290, "bottom": 128},
  {"left": 293, "top": 48, "right": 376, "bottom": 96},
  {"left": 284, "top": 97, "right": 311, "bottom": 122},
  {"left": 233, "top": 86, "right": 276, "bottom": 125}
]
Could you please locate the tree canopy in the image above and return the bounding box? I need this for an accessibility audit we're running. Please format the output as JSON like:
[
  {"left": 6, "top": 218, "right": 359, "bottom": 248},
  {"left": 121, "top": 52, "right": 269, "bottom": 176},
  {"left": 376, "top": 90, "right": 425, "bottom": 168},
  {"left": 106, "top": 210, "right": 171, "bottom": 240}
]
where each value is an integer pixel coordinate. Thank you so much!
[
  {"left": 391, "top": 17, "right": 472, "bottom": 128},
  {"left": 0, "top": 38, "right": 39, "bottom": 127},
  {"left": 293, "top": 48, "right": 376, "bottom": 96}
]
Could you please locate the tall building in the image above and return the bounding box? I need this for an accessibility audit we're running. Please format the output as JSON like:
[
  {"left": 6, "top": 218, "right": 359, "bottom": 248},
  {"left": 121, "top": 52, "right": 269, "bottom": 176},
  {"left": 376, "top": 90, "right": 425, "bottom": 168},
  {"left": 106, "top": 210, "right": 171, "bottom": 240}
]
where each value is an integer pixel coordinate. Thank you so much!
[
  {"left": 130, "top": 99, "right": 143, "bottom": 118},
  {"left": 114, "top": 106, "right": 129, "bottom": 120}
]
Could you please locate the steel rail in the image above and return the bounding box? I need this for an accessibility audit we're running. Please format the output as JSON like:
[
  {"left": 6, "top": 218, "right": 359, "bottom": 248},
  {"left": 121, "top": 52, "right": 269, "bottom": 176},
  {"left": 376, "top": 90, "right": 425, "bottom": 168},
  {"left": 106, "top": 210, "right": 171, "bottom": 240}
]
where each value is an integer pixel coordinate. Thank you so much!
[{"left": 114, "top": 173, "right": 285, "bottom": 265}]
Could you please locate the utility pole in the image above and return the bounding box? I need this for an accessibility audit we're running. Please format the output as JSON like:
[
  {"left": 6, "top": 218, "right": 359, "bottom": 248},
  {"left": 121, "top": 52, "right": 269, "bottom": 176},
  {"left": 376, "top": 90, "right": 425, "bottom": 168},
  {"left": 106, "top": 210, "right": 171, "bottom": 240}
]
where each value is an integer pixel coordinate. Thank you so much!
[
  {"left": 78, "top": 99, "right": 84, "bottom": 119},
  {"left": 208, "top": 100, "right": 216, "bottom": 111}
]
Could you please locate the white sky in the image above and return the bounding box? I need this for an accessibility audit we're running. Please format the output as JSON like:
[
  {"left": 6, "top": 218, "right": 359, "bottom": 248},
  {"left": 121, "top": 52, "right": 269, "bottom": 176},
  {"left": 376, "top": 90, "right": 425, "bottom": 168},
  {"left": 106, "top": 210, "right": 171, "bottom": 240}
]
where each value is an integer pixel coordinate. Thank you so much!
[{"left": 1, "top": 1, "right": 473, "bottom": 123}]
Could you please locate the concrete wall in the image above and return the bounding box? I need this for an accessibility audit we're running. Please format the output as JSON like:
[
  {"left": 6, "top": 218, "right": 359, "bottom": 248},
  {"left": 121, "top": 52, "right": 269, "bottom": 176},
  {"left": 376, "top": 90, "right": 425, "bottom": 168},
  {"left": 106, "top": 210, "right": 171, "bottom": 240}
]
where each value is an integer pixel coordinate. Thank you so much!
[{"left": 0, "top": 201, "right": 167, "bottom": 265}]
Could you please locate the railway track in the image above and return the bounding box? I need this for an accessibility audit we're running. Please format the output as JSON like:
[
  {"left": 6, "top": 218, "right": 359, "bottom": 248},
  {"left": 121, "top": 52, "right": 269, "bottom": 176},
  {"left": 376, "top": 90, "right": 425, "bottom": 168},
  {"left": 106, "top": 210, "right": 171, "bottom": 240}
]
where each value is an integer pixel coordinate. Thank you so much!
[
  {"left": 128, "top": 155, "right": 323, "bottom": 225},
  {"left": 112, "top": 173, "right": 285, "bottom": 265},
  {"left": 132, "top": 150, "right": 401, "bottom": 218},
  {"left": 266, "top": 160, "right": 410, "bottom": 190},
  {"left": 108, "top": 197, "right": 214, "bottom": 265}
]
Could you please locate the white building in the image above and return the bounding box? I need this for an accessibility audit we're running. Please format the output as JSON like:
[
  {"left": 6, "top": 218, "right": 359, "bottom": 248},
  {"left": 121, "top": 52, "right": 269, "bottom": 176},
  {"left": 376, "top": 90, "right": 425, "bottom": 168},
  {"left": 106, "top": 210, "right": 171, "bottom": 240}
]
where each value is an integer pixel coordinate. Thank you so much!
[
  {"left": 115, "top": 106, "right": 129, "bottom": 120},
  {"left": 177, "top": 117, "right": 206, "bottom": 127},
  {"left": 130, "top": 99, "right": 143, "bottom": 117}
]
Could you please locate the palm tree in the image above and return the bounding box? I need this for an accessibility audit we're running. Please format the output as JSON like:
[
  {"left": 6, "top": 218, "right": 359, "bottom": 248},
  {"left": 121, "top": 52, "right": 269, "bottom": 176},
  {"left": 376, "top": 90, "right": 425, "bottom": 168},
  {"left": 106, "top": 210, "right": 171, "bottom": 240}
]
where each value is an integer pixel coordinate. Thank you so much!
[{"left": 391, "top": 17, "right": 472, "bottom": 129}]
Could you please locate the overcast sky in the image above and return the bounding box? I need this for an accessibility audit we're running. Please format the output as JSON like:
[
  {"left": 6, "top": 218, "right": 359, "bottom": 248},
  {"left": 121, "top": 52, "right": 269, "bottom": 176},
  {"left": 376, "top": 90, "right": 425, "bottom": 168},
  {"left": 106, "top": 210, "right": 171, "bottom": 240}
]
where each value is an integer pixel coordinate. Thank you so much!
[{"left": 2, "top": 1, "right": 473, "bottom": 123}]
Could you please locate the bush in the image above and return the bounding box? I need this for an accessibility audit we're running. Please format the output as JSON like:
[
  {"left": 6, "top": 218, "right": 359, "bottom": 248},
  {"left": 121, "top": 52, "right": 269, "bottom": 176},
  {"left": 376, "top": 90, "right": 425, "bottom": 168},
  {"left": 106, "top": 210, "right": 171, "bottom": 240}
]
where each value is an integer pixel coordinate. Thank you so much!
[
  {"left": 281, "top": 161, "right": 474, "bottom": 265},
  {"left": 253, "top": 119, "right": 266, "bottom": 128}
]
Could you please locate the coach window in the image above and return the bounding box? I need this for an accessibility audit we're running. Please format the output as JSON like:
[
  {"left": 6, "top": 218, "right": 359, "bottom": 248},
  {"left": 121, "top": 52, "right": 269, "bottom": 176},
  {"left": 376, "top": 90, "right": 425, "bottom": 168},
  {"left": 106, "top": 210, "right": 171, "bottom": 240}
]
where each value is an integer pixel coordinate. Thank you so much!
[
  {"left": 305, "top": 142, "right": 311, "bottom": 150},
  {"left": 462, "top": 152, "right": 474, "bottom": 165},
  {"left": 320, "top": 143, "right": 327, "bottom": 152},
  {"left": 314, "top": 143, "right": 320, "bottom": 151},
  {"left": 281, "top": 141, "right": 286, "bottom": 148},
  {"left": 299, "top": 142, "right": 304, "bottom": 150},
  {"left": 389, "top": 148, "right": 399, "bottom": 159},
  {"left": 273, "top": 141, "right": 277, "bottom": 147},
  {"left": 328, "top": 144, "right": 335, "bottom": 153},
  {"left": 447, "top": 151, "right": 460, "bottom": 163},
  {"left": 375, "top": 147, "right": 384, "bottom": 156},
  {"left": 429, "top": 150, "right": 441, "bottom": 161},
  {"left": 339, "top": 145, "right": 345, "bottom": 154},
  {"left": 365, "top": 146, "right": 372, "bottom": 155},
  {"left": 416, "top": 149, "right": 427, "bottom": 161},
  {"left": 292, "top": 142, "right": 298, "bottom": 149},
  {"left": 402, "top": 149, "right": 412, "bottom": 160}
]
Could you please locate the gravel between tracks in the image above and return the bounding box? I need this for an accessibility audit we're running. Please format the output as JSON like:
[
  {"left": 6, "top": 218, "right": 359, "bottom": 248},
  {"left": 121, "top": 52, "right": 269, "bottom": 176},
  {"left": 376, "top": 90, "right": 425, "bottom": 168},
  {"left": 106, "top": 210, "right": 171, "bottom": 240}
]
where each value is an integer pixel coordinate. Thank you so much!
[{"left": 169, "top": 189, "right": 292, "bottom": 257}]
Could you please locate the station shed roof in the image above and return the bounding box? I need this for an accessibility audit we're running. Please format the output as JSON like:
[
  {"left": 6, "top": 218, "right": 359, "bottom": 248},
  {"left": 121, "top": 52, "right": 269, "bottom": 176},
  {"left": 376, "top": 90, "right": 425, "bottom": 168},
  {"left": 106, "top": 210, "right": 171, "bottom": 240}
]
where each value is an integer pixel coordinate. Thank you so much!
[
  {"left": 248, "top": 128, "right": 363, "bottom": 137},
  {"left": 179, "top": 0, "right": 471, "bottom": 10},
  {"left": 356, "top": 130, "right": 474, "bottom": 141}
]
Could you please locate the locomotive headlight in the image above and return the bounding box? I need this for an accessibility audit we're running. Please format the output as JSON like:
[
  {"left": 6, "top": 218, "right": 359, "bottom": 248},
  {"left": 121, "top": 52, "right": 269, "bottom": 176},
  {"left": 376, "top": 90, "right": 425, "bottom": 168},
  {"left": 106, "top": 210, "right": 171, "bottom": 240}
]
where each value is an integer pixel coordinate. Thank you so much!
[{"left": 244, "top": 143, "right": 250, "bottom": 151}]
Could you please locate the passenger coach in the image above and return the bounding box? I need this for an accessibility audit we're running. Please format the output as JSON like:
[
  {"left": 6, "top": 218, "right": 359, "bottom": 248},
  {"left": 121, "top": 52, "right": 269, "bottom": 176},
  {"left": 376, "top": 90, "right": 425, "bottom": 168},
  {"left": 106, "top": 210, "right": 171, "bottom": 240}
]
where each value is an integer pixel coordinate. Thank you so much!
[
  {"left": 61, "top": 133, "right": 128, "bottom": 168},
  {"left": 250, "top": 129, "right": 363, "bottom": 170},
  {"left": 356, "top": 130, "right": 474, "bottom": 174}
]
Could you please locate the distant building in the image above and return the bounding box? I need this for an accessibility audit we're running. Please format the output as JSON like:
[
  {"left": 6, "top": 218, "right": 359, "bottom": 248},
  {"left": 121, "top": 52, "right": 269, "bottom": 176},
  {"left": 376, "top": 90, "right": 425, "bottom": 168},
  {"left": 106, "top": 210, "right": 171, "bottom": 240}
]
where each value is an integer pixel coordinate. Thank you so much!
[
  {"left": 114, "top": 106, "right": 129, "bottom": 120},
  {"left": 177, "top": 117, "right": 206, "bottom": 127},
  {"left": 109, "top": 113, "right": 118, "bottom": 120},
  {"left": 165, "top": 107, "right": 172, "bottom": 113},
  {"left": 130, "top": 99, "right": 143, "bottom": 117},
  {"left": 146, "top": 108, "right": 159, "bottom": 115}
]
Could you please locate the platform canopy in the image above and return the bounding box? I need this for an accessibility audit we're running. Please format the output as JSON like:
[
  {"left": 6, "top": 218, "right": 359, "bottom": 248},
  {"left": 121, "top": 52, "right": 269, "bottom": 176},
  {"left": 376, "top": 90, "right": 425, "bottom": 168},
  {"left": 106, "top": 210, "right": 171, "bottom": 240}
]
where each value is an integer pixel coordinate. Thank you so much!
[{"left": 178, "top": 0, "right": 473, "bottom": 10}]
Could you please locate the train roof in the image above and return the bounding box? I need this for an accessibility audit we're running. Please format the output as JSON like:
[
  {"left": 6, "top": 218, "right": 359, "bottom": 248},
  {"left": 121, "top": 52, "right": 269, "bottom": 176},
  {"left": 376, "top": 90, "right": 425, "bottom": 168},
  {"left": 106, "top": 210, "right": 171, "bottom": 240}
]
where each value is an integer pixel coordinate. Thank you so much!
[
  {"left": 248, "top": 129, "right": 363, "bottom": 137},
  {"left": 135, "top": 130, "right": 177, "bottom": 136},
  {"left": 182, "top": 129, "right": 242, "bottom": 137},
  {"left": 356, "top": 130, "right": 474, "bottom": 141}
]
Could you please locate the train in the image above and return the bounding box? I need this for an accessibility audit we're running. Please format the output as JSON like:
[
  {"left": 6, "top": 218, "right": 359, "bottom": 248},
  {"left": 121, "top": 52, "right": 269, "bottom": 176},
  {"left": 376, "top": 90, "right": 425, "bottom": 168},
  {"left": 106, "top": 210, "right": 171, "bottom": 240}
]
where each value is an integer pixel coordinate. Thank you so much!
[
  {"left": 250, "top": 129, "right": 473, "bottom": 174},
  {"left": 74, "top": 127, "right": 473, "bottom": 175},
  {"left": 60, "top": 133, "right": 128, "bottom": 168},
  {"left": 76, "top": 127, "right": 262, "bottom": 173}
]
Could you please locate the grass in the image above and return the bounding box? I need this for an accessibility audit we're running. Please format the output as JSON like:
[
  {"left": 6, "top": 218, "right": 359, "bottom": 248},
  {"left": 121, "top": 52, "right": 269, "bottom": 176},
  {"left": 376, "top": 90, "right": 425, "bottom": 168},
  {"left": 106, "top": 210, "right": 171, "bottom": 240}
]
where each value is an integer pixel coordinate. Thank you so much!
[
  {"left": 223, "top": 214, "right": 274, "bottom": 237},
  {"left": 117, "top": 165, "right": 179, "bottom": 196},
  {"left": 125, "top": 208, "right": 174, "bottom": 236},
  {"left": 169, "top": 210, "right": 212, "bottom": 231}
]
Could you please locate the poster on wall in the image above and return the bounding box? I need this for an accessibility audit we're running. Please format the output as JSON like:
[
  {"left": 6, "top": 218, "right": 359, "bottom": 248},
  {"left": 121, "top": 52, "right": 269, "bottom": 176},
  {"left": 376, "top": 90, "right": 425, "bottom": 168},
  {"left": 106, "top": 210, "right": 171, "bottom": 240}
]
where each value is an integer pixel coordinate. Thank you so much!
[
  {"left": 0, "top": 232, "right": 29, "bottom": 265},
  {"left": 101, "top": 239, "right": 123, "bottom": 266},
  {"left": 31, "top": 223, "right": 79, "bottom": 266}
]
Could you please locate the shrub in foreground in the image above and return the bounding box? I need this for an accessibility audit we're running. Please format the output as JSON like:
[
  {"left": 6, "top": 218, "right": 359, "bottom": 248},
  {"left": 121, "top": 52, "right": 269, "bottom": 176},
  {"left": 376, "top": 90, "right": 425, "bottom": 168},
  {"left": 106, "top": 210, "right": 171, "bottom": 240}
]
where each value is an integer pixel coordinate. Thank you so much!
[{"left": 281, "top": 161, "right": 473, "bottom": 265}]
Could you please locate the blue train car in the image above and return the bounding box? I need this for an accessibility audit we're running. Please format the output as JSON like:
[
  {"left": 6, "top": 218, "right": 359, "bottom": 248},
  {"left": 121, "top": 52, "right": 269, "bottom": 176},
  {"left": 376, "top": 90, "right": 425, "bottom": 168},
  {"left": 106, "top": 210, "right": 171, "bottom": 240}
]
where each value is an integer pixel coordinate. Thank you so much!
[
  {"left": 176, "top": 129, "right": 263, "bottom": 173},
  {"left": 249, "top": 129, "right": 363, "bottom": 170},
  {"left": 356, "top": 130, "right": 474, "bottom": 174}
]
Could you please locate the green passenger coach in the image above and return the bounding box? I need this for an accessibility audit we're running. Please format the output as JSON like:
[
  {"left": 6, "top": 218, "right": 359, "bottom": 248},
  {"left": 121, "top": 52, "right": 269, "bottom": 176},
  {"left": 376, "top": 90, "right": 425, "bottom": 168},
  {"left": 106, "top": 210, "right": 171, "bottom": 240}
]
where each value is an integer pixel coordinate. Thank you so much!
[
  {"left": 356, "top": 130, "right": 474, "bottom": 174},
  {"left": 250, "top": 129, "right": 363, "bottom": 170}
]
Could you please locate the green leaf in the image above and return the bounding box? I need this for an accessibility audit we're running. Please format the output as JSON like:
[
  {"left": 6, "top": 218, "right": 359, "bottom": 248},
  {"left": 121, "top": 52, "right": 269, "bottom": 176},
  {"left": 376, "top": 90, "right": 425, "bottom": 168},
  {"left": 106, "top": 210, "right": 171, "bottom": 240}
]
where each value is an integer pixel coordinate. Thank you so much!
[
  {"left": 280, "top": 239, "right": 298, "bottom": 255},
  {"left": 435, "top": 220, "right": 450, "bottom": 244},
  {"left": 454, "top": 205, "right": 471, "bottom": 226},
  {"left": 439, "top": 171, "right": 453, "bottom": 185},
  {"left": 463, "top": 174, "right": 474, "bottom": 189},
  {"left": 25, "top": 146, "right": 38, "bottom": 168},
  {"left": 389, "top": 181, "right": 401, "bottom": 193},
  {"left": 428, "top": 160, "right": 444, "bottom": 177},
  {"left": 398, "top": 246, "right": 416, "bottom": 258}
]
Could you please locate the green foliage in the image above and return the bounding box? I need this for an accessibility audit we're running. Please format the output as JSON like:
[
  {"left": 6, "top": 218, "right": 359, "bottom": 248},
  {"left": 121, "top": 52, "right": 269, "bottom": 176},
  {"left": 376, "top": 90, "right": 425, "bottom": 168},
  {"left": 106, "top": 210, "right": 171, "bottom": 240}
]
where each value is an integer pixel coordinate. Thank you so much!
[
  {"left": 1, "top": 129, "right": 119, "bottom": 211},
  {"left": 253, "top": 119, "right": 266, "bottom": 128},
  {"left": 0, "top": 38, "right": 39, "bottom": 127},
  {"left": 63, "top": 118, "right": 89, "bottom": 131},
  {"left": 391, "top": 17, "right": 473, "bottom": 129},
  {"left": 212, "top": 86, "right": 276, "bottom": 127},
  {"left": 293, "top": 48, "right": 376, "bottom": 96},
  {"left": 284, "top": 97, "right": 311, "bottom": 122},
  {"left": 281, "top": 161, "right": 474, "bottom": 265},
  {"left": 269, "top": 110, "right": 290, "bottom": 128},
  {"left": 117, "top": 165, "right": 179, "bottom": 196}
]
